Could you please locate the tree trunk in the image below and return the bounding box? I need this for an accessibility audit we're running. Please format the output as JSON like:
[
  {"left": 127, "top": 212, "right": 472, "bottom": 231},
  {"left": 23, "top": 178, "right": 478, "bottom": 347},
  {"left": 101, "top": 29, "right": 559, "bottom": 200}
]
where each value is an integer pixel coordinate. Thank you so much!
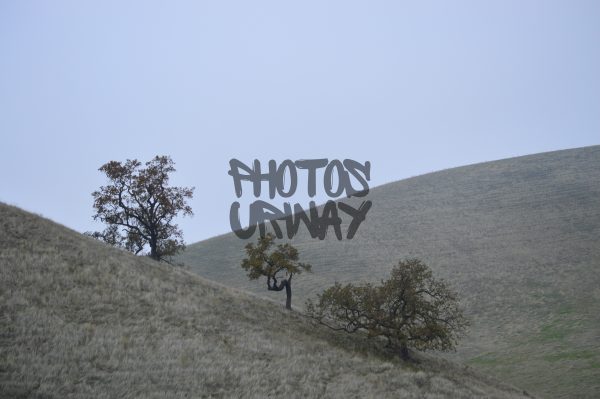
[
  {"left": 150, "top": 245, "right": 158, "bottom": 260},
  {"left": 267, "top": 275, "right": 293, "bottom": 310},
  {"left": 149, "top": 233, "right": 159, "bottom": 260},
  {"left": 284, "top": 279, "right": 292, "bottom": 310},
  {"left": 400, "top": 344, "right": 409, "bottom": 360}
]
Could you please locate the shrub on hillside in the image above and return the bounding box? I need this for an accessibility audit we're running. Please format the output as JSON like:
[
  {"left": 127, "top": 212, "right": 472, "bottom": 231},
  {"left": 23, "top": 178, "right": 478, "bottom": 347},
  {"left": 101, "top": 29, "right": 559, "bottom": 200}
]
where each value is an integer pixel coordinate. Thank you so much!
[{"left": 306, "top": 258, "right": 468, "bottom": 359}]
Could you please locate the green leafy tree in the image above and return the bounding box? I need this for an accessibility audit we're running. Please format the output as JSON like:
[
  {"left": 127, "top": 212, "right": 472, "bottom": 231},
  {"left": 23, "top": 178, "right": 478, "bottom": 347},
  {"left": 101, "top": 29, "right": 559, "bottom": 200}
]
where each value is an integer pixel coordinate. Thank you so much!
[
  {"left": 242, "top": 233, "right": 312, "bottom": 310},
  {"left": 87, "top": 155, "right": 194, "bottom": 262},
  {"left": 306, "top": 258, "right": 468, "bottom": 359}
]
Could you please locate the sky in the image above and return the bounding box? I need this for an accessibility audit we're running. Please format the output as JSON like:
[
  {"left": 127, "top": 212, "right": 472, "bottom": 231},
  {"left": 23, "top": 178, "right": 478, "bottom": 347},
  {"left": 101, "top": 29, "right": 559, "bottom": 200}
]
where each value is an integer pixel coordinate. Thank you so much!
[{"left": 1, "top": 0, "right": 599, "bottom": 244}]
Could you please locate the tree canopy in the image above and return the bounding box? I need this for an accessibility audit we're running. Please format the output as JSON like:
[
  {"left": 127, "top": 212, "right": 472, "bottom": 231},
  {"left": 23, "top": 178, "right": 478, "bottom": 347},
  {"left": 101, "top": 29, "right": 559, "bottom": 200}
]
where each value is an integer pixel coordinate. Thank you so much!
[
  {"left": 306, "top": 258, "right": 468, "bottom": 358},
  {"left": 242, "top": 233, "right": 311, "bottom": 309},
  {"left": 88, "top": 155, "right": 194, "bottom": 262}
]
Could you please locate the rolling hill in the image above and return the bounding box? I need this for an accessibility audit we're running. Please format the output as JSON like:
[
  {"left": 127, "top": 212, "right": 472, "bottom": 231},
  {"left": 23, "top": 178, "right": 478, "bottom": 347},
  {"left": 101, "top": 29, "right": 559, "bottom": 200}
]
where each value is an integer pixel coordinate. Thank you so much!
[
  {"left": 179, "top": 145, "right": 600, "bottom": 398},
  {"left": 0, "top": 203, "right": 530, "bottom": 398}
]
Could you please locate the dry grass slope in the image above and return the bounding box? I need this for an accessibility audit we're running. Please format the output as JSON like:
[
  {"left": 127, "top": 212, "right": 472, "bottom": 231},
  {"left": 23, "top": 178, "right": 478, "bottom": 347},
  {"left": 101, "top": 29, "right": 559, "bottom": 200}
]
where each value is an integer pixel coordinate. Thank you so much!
[
  {"left": 179, "top": 145, "right": 600, "bottom": 399},
  {"left": 0, "top": 203, "right": 529, "bottom": 398}
]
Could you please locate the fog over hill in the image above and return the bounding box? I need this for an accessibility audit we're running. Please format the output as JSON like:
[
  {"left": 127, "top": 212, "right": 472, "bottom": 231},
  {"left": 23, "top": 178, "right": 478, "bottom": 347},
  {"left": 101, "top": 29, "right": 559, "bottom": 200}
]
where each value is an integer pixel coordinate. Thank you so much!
[{"left": 180, "top": 145, "right": 600, "bottom": 399}]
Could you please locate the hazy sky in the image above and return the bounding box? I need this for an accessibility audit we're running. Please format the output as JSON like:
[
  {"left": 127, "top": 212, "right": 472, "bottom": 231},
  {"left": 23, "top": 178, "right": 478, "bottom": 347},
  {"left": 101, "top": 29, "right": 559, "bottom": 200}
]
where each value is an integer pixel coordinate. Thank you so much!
[{"left": 1, "top": 1, "right": 599, "bottom": 243}]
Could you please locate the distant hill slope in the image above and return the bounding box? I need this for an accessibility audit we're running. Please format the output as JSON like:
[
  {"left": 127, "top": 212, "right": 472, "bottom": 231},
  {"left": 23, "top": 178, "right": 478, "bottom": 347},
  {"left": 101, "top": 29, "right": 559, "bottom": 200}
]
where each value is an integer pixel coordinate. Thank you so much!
[
  {"left": 0, "top": 204, "right": 529, "bottom": 398},
  {"left": 180, "top": 145, "right": 600, "bottom": 399}
]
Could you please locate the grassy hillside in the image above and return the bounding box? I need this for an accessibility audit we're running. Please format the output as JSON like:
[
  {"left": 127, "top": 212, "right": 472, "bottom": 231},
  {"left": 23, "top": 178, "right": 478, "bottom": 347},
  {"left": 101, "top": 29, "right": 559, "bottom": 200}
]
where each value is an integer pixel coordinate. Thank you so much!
[
  {"left": 0, "top": 203, "right": 530, "bottom": 398},
  {"left": 179, "top": 145, "right": 600, "bottom": 399}
]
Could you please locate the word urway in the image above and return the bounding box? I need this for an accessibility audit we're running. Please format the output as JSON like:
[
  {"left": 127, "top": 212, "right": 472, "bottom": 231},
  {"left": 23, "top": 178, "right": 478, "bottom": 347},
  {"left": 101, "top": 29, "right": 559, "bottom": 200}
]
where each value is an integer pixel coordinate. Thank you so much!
[{"left": 230, "top": 200, "right": 372, "bottom": 240}]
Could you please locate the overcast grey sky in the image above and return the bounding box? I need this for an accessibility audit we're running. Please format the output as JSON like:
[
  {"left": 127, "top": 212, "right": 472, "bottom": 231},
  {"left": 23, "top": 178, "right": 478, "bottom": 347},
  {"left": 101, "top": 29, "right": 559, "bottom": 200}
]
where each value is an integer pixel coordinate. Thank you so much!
[{"left": 1, "top": 0, "right": 599, "bottom": 243}]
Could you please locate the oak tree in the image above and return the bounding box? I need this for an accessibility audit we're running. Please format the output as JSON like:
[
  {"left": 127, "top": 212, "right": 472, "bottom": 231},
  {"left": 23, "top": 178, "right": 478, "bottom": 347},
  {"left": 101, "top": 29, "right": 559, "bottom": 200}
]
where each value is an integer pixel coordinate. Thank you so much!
[
  {"left": 306, "top": 259, "right": 468, "bottom": 359},
  {"left": 88, "top": 155, "right": 194, "bottom": 262},
  {"left": 241, "top": 233, "right": 312, "bottom": 309}
]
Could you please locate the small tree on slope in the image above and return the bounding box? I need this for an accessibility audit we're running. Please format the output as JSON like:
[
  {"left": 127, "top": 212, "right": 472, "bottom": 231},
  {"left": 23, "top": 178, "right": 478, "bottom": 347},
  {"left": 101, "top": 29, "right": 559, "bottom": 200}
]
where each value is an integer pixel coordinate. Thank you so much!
[
  {"left": 306, "top": 258, "right": 468, "bottom": 359},
  {"left": 241, "top": 233, "right": 312, "bottom": 310}
]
